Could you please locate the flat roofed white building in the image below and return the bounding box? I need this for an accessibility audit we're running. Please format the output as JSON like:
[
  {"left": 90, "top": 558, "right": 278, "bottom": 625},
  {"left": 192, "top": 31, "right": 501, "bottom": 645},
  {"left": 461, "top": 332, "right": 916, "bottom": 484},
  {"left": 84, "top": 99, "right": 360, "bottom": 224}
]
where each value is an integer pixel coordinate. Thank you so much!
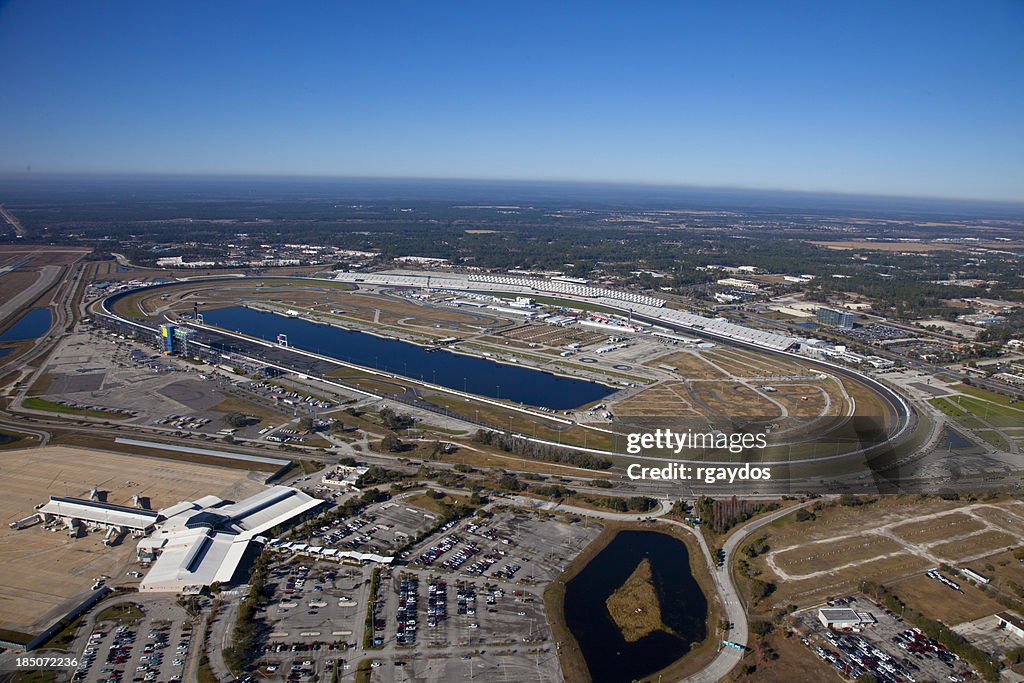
[
  {"left": 38, "top": 496, "right": 159, "bottom": 532},
  {"left": 997, "top": 611, "right": 1024, "bottom": 640},
  {"left": 139, "top": 485, "right": 322, "bottom": 593},
  {"left": 818, "top": 608, "right": 875, "bottom": 630}
]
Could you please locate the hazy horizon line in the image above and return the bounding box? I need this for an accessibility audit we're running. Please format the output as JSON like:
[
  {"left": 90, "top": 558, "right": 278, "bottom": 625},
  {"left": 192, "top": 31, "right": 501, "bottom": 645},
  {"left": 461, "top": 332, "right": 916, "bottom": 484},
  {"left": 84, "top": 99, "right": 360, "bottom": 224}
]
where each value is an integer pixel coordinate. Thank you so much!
[{"left": 1, "top": 170, "right": 1022, "bottom": 208}]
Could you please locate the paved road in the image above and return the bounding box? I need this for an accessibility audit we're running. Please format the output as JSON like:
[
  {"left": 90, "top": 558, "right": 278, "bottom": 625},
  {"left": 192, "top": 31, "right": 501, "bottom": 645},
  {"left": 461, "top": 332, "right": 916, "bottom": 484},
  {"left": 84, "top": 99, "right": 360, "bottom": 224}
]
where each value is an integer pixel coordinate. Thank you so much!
[{"left": 671, "top": 501, "right": 812, "bottom": 683}]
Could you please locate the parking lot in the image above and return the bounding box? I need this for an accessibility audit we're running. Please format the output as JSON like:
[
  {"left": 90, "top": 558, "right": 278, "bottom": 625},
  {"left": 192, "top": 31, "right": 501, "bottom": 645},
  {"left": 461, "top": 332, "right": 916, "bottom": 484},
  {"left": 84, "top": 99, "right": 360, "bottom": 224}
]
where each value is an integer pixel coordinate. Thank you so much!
[
  {"left": 300, "top": 499, "right": 442, "bottom": 558},
  {"left": 795, "top": 594, "right": 976, "bottom": 683},
  {"left": 407, "top": 508, "right": 601, "bottom": 587},
  {"left": 255, "top": 508, "right": 596, "bottom": 681},
  {"left": 258, "top": 561, "right": 370, "bottom": 680},
  {"left": 71, "top": 600, "right": 195, "bottom": 683}
]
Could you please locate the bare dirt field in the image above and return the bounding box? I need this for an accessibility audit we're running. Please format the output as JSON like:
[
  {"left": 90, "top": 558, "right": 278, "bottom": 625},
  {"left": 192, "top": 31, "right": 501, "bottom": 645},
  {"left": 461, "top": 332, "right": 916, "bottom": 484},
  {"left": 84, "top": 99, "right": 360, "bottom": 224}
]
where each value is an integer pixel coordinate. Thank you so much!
[
  {"left": 749, "top": 497, "right": 1024, "bottom": 615},
  {"left": 807, "top": 240, "right": 961, "bottom": 252},
  {"left": 929, "top": 530, "right": 1021, "bottom": 563},
  {"left": 772, "top": 535, "right": 905, "bottom": 575},
  {"left": 0, "top": 446, "right": 267, "bottom": 632},
  {"left": 889, "top": 512, "right": 985, "bottom": 545},
  {"left": 614, "top": 382, "right": 700, "bottom": 417}
]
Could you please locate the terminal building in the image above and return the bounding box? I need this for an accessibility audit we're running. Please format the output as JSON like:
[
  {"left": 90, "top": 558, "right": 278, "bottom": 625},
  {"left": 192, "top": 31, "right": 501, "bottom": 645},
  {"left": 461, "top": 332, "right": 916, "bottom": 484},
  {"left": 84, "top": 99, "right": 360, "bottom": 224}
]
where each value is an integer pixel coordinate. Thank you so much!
[
  {"left": 136, "top": 485, "right": 322, "bottom": 593},
  {"left": 37, "top": 496, "right": 160, "bottom": 540}
]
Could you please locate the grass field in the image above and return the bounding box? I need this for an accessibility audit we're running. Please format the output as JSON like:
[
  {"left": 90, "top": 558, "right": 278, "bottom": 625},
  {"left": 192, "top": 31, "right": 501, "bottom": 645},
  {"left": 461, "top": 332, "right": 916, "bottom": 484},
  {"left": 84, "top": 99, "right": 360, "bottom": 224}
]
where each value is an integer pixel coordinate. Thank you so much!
[
  {"left": 886, "top": 573, "right": 1006, "bottom": 625},
  {"left": 929, "top": 530, "right": 1021, "bottom": 562},
  {"left": 21, "top": 397, "right": 128, "bottom": 419}
]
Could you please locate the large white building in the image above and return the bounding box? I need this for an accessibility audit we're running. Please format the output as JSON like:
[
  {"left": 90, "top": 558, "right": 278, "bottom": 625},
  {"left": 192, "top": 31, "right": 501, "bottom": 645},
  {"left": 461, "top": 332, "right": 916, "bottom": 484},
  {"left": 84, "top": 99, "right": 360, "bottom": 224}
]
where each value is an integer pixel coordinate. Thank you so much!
[
  {"left": 137, "top": 486, "right": 323, "bottom": 593},
  {"left": 37, "top": 496, "right": 160, "bottom": 536}
]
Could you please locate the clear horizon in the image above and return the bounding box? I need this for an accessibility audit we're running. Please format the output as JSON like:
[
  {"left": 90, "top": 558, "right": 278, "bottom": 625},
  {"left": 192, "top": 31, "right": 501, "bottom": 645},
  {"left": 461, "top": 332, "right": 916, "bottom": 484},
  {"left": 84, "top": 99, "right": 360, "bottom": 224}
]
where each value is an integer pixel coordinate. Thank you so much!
[{"left": 1, "top": 2, "right": 1022, "bottom": 202}]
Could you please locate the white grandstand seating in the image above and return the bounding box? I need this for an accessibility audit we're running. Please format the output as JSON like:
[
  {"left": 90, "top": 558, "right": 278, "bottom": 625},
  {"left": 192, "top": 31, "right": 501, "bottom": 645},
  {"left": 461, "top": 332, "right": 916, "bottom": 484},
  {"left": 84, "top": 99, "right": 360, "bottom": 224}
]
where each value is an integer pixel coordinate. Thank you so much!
[{"left": 332, "top": 271, "right": 799, "bottom": 352}]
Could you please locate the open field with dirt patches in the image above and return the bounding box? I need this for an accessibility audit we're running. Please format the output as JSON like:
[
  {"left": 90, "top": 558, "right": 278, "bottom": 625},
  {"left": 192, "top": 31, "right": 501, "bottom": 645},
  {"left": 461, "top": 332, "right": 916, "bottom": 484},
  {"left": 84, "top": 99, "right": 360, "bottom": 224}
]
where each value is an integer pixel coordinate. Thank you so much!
[
  {"left": 614, "top": 381, "right": 700, "bottom": 417},
  {"left": 772, "top": 534, "right": 905, "bottom": 575},
  {"left": 0, "top": 446, "right": 267, "bottom": 632},
  {"left": 929, "top": 530, "right": 1021, "bottom": 563},
  {"left": 645, "top": 350, "right": 728, "bottom": 378},
  {"left": 746, "top": 497, "right": 1024, "bottom": 620},
  {"left": 886, "top": 573, "right": 1008, "bottom": 624},
  {"left": 890, "top": 512, "right": 985, "bottom": 544}
]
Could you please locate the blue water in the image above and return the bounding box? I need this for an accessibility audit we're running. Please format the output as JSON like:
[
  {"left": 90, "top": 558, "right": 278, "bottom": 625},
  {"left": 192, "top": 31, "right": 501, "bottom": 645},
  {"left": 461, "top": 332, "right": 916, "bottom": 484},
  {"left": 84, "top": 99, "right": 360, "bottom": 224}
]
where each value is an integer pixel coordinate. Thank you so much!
[
  {"left": 564, "top": 530, "right": 708, "bottom": 683},
  {"left": 0, "top": 308, "right": 52, "bottom": 341},
  {"left": 203, "top": 306, "right": 614, "bottom": 409},
  {"left": 0, "top": 347, "right": 12, "bottom": 359}
]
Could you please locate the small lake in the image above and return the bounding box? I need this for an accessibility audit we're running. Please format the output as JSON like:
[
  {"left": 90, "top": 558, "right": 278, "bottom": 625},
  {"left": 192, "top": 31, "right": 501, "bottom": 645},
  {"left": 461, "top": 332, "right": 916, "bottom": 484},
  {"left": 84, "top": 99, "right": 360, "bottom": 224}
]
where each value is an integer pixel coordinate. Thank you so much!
[
  {"left": 563, "top": 530, "right": 708, "bottom": 683},
  {"left": 0, "top": 308, "right": 52, "bottom": 341},
  {"left": 202, "top": 306, "right": 615, "bottom": 410}
]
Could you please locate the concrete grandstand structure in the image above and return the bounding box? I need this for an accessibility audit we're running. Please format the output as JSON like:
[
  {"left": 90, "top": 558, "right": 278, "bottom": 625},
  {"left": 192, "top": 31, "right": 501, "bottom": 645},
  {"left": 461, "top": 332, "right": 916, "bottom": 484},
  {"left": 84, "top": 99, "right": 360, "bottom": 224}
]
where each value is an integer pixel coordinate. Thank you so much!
[
  {"left": 330, "top": 270, "right": 801, "bottom": 351},
  {"left": 136, "top": 486, "right": 323, "bottom": 593}
]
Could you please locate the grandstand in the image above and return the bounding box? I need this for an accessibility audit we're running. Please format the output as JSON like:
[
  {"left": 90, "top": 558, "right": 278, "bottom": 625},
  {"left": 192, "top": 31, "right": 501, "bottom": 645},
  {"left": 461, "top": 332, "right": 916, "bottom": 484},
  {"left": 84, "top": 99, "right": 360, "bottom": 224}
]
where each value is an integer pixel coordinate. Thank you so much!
[{"left": 331, "top": 270, "right": 800, "bottom": 352}]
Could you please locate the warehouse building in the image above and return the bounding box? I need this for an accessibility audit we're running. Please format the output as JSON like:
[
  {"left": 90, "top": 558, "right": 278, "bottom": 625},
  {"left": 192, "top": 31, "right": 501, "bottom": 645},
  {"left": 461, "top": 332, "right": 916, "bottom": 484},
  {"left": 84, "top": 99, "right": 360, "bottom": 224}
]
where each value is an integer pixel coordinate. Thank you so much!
[
  {"left": 997, "top": 611, "right": 1024, "bottom": 640},
  {"left": 818, "top": 608, "right": 876, "bottom": 630}
]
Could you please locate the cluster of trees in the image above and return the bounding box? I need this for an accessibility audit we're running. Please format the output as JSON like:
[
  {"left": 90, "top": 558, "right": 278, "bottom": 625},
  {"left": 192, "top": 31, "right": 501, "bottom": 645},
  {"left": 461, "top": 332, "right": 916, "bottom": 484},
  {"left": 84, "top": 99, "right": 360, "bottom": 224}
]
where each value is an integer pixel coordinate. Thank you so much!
[
  {"left": 354, "top": 466, "right": 405, "bottom": 488},
  {"left": 378, "top": 407, "right": 415, "bottom": 431},
  {"left": 862, "top": 581, "right": 1001, "bottom": 682},
  {"left": 695, "top": 495, "right": 779, "bottom": 534},
  {"left": 585, "top": 495, "right": 658, "bottom": 513},
  {"left": 223, "top": 551, "right": 271, "bottom": 673},
  {"left": 472, "top": 430, "right": 612, "bottom": 470}
]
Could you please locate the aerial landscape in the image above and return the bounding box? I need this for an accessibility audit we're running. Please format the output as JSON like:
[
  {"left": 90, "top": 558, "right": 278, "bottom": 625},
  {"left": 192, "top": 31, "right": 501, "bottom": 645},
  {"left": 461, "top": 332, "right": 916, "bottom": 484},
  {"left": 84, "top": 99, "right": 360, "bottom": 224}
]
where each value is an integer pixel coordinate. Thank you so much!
[{"left": 0, "top": 2, "right": 1023, "bottom": 683}]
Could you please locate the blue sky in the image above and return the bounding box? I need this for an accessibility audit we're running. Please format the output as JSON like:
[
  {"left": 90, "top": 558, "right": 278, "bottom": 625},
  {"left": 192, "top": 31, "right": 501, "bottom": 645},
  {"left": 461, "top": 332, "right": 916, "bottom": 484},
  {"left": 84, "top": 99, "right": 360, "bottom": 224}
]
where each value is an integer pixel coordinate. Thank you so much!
[{"left": 0, "top": 1, "right": 1022, "bottom": 201}]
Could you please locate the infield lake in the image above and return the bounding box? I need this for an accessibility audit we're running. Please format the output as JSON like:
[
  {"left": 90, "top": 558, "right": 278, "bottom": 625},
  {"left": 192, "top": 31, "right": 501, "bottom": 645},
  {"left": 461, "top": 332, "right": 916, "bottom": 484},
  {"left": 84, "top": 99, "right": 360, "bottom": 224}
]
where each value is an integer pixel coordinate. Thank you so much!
[{"left": 202, "top": 306, "right": 615, "bottom": 410}]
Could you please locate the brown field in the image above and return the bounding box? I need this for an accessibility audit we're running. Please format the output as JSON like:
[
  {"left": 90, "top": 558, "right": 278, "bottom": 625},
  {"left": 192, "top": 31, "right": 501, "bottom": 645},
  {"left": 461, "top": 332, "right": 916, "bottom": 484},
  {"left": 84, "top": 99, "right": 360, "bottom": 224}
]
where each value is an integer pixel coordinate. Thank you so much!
[
  {"left": 964, "top": 549, "right": 1024, "bottom": 597},
  {"left": 772, "top": 534, "right": 904, "bottom": 575},
  {"left": 739, "top": 623, "right": 841, "bottom": 683},
  {"left": 772, "top": 384, "right": 833, "bottom": 417},
  {"left": 0, "top": 269, "right": 42, "bottom": 303},
  {"left": 929, "top": 530, "right": 1021, "bottom": 562},
  {"left": 969, "top": 504, "right": 1024, "bottom": 535},
  {"left": 807, "top": 240, "right": 960, "bottom": 252},
  {"left": 645, "top": 351, "right": 727, "bottom": 379},
  {"left": 0, "top": 246, "right": 89, "bottom": 266},
  {"left": 706, "top": 347, "right": 806, "bottom": 376},
  {"left": 887, "top": 573, "right": 1006, "bottom": 625},
  {"left": 0, "top": 446, "right": 266, "bottom": 631},
  {"left": 210, "top": 395, "right": 291, "bottom": 422},
  {"left": 768, "top": 553, "right": 933, "bottom": 608},
  {"left": 890, "top": 512, "right": 985, "bottom": 545},
  {"left": 499, "top": 322, "right": 607, "bottom": 348},
  {"left": 614, "top": 382, "right": 700, "bottom": 417},
  {"left": 692, "top": 383, "right": 779, "bottom": 417}
]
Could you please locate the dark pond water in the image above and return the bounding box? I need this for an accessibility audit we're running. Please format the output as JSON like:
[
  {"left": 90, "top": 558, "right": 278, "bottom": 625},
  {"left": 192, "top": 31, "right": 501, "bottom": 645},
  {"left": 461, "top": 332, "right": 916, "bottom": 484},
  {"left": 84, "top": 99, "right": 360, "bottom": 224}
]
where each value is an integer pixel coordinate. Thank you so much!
[
  {"left": 563, "top": 530, "right": 708, "bottom": 683},
  {"left": 0, "top": 308, "right": 52, "bottom": 341},
  {"left": 202, "top": 306, "right": 614, "bottom": 410}
]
